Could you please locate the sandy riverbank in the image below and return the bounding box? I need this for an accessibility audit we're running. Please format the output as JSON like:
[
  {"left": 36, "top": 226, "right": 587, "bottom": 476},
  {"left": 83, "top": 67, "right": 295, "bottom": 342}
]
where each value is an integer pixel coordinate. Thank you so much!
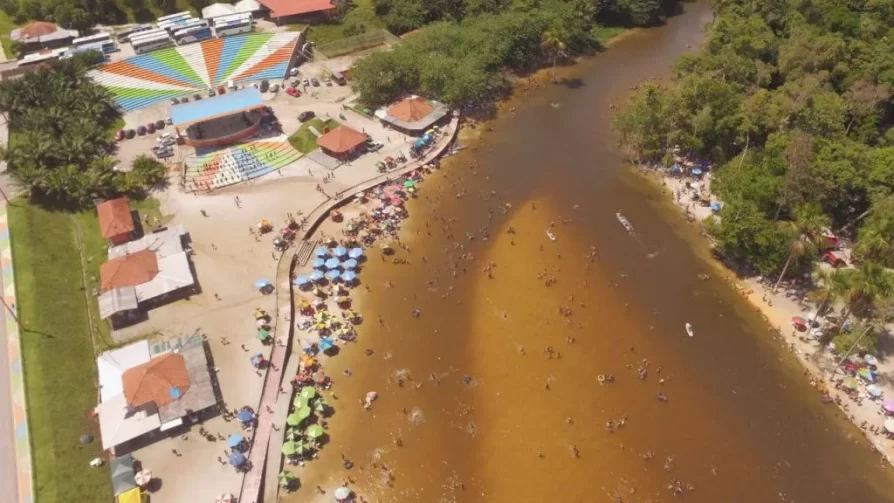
[{"left": 641, "top": 166, "right": 894, "bottom": 466}]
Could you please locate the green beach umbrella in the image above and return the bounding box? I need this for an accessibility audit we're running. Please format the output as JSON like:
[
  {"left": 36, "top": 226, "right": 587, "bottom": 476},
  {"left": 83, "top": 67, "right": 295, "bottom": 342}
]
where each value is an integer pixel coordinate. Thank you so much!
[
  {"left": 257, "top": 329, "right": 271, "bottom": 341},
  {"left": 292, "top": 396, "right": 308, "bottom": 409},
  {"left": 300, "top": 386, "right": 317, "bottom": 400},
  {"left": 305, "top": 424, "right": 325, "bottom": 439},
  {"left": 286, "top": 413, "right": 302, "bottom": 426},
  {"left": 278, "top": 471, "right": 297, "bottom": 487},
  {"left": 313, "top": 399, "right": 327, "bottom": 413},
  {"left": 285, "top": 428, "right": 302, "bottom": 441},
  {"left": 403, "top": 180, "right": 415, "bottom": 188},
  {"left": 295, "top": 405, "right": 312, "bottom": 421},
  {"left": 281, "top": 441, "right": 298, "bottom": 456},
  {"left": 842, "top": 376, "right": 859, "bottom": 390}
]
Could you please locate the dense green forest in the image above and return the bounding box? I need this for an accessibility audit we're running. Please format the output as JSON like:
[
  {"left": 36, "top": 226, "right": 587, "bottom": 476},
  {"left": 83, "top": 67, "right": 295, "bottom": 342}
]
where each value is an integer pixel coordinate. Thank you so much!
[
  {"left": 613, "top": 0, "right": 894, "bottom": 351},
  {"left": 0, "top": 0, "right": 201, "bottom": 32},
  {"left": 351, "top": 0, "right": 680, "bottom": 107}
]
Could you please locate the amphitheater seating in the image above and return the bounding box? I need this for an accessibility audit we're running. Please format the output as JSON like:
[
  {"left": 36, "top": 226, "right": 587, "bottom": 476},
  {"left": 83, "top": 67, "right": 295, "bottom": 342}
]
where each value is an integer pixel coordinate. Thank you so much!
[
  {"left": 183, "top": 135, "right": 302, "bottom": 192},
  {"left": 88, "top": 33, "right": 301, "bottom": 112}
]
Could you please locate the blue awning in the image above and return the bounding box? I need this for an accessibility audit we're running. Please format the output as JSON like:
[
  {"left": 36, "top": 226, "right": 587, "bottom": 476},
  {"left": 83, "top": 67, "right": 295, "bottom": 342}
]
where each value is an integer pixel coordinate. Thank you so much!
[{"left": 170, "top": 87, "right": 264, "bottom": 126}]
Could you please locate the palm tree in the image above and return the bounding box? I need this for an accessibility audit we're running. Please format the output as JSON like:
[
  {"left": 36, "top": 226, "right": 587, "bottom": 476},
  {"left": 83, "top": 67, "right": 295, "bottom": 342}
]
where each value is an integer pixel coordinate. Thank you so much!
[
  {"left": 808, "top": 266, "right": 848, "bottom": 328},
  {"left": 773, "top": 206, "right": 830, "bottom": 291},
  {"left": 541, "top": 31, "right": 567, "bottom": 83},
  {"left": 837, "top": 262, "right": 894, "bottom": 329}
]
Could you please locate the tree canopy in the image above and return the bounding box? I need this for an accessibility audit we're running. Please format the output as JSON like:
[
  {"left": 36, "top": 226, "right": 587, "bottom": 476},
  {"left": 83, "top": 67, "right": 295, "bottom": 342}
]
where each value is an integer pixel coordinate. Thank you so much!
[
  {"left": 613, "top": 0, "right": 894, "bottom": 276},
  {"left": 0, "top": 56, "right": 166, "bottom": 207}
]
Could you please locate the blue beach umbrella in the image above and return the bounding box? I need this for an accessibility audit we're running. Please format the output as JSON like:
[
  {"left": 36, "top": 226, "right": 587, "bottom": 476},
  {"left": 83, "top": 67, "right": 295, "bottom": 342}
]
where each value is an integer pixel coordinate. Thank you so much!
[
  {"left": 236, "top": 410, "right": 254, "bottom": 423},
  {"left": 310, "top": 270, "right": 325, "bottom": 281},
  {"left": 867, "top": 384, "right": 883, "bottom": 398},
  {"left": 691, "top": 168, "right": 703, "bottom": 176},
  {"left": 348, "top": 247, "right": 363, "bottom": 259},
  {"left": 671, "top": 164, "right": 682, "bottom": 173},
  {"left": 314, "top": 247, "right": 329, "bottom": 257},
  {"left": 229, "top": 452, "right": 246, "bottom": 466},
  {"left": 318, "top": 337, "right": 334, "bottom": 352},
  {"left": 341, "top": 270, "right": 357, "bottom": 283},
  {"left": 342, "top": 259, "right": 358, "bottom": 269},
  {"left": 326, "top": 270, "right": 341, "bottom": 281},
  {"left": 312, "top": 258, "right": 325, "bottom": 268},
  {"left": 227, "top": 433, "right": 243, "bottom": 448},
  {"left": 710, "top": 201, "right": 722, "bottom": 212},
  {"left": 294, "top": 276, "right": 310, "bottom": 286},
  {"left": 333, "top": 246, "right": 348, "bottom": 257},
  {"left": 254, "top": 278, "right": 271, "bottom": 289},
  {"left": 325, "top": 258, "right": 340, "bottom": 270}
]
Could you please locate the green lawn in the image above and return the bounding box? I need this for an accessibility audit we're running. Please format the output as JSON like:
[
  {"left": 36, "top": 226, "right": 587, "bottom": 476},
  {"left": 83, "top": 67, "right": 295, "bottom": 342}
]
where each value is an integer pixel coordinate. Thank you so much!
[
  {"left": 288, "top": 0, "right": 384, "bottom": 46},
  {"left": 9, "top": 200, "right": 113, "bottom": 503},
  {"left": 592, "top": 26, "right": 625, "bottom": 47},
  {"left": 288, "top": 118, "right": 340, "bottom": 153},
  {"left": 0, "top": 10, "right": 18, "bottom": 60}
]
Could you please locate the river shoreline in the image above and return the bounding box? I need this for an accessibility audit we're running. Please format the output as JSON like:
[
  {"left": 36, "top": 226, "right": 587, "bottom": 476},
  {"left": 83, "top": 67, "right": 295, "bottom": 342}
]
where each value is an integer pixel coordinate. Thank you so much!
[{"left": 638, "top": 165, "right": 894, "bottom": 467}]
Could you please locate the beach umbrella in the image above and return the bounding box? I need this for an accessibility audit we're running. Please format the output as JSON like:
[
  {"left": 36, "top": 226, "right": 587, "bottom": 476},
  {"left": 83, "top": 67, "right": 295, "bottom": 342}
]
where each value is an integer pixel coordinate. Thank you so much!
[
  {"left": 229, "top": 452, "right": 246, "bottom": 466},
  {"left": 278, "top": 471, "right": 297, "bottom": 487},
  {"left": 884, "top": 401, "right": 894, "bottom": 414},
  {"left": 286, "top": 413, "right": 303, "bottom": 426},
  {"left": 281, "top": 441, "right": 299, "bottom": 456},
  {"left": 791, "top": 316, "right": 806, "bottom": 329},
  {"left": 867, "top": 384, "right": 883, "bottom": 398},
  {"left": 254, "top": 278, "right": 271, "bottom": 289},
  {"left": 310, "top": 270, "right": 325, "bottom": 281},
  {"left": 300, "top": 386, "right": 318, "bottom": 400},
  {"left": 341, "top": 258, "right": 358, "bottom": 269},
  {"left": 285, "top": 428, "right": 302, "bottom": 441},
  {"left": 314, "top": 247, "right": 329, "bottom": 257},
  {"left": 859, "top": 368, "right": 877, "bottom": 383},
  {"left": 293, "top": 395, "right": 309, "bottom": 409},
  {"left": 864, "top": 354, "right": 879, "bottom": 366},
  {"left": 312, "top": 258, "right": 326, "bottom": 268},
  {"left": 341, "top": 271, "right": 357, "bottom": 283},
  {"left": 305, "top": 424, "right": 325, "bottom": 439},
  {"left": 671, "top": 164, "right": 682, "bottom": 173},
  {"left": 294, "top": 276, "right": 310, "bottom": 286},
  {"left": 295, "top": 405, "right": 312, "bottom": 421},
  {"left": 326, "top": 270, "right": 341, "bottom": 281},
  {"left": 318, "top": 337, "right": 334, "bottom": 352},
  {"left": 390, "top": 197, "right": 404, "bottom": 206},
  {"left": 842, "top": 376, "right": 859, "bottom": 390},
  {"left": 334, "top": 486, "right": 352, "bottom": 501},
  {"left": 710, "top": 201, "right": 722, "bottom": 212},
  {"left": 333, "top": 246, "right": 348, "bottom": 257},
  {"left": 251, "top": 352, "right": 264, "bottom": 365},
  {"left": 134, "top": 469, "right": 152, "bottom": 486},
  {"left": 325, "top": 258, "right": 341, "bottom": 269},
  {"left": 348, "top": 247, "right": 363, "bottom": 259},
  {"left": 257, "top": 329, "right": 271, "bottom": 342},
  {"left": 236, "top": 409, "right": 254, "bottom": 423},
  {"left": 226, "top": 433, "right": 243, "bottom": 448},
  {"left": 691, "top": 168, "right": 703, "bottom": 176},
  {"left": 403, "top": 180, "right": 415, "bottom": 188},
  {"left": 886, "top": 418, "right": 894, "bottom": 434}
]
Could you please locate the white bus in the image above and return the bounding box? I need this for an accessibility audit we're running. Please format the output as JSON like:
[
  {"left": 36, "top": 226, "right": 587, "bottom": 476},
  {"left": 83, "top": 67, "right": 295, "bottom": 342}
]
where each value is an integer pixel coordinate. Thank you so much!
[
  {"left": 128, "top": 28, "right": 169, "bottom": 45},
  {"left": 117, "top": 24, "right": 153, "bottom": 42},
  {"left": 18, "top": 48, "right": 67, "bottom": 67},
  {"left": 174, "top": 26, "right": 213, "bottom": 45},
  {"left": 159, "top": 17, "right": 204, "bottom": 33},
  {"left": 212, "top": 13, "right": 252, "bottom": 26},
  {"left": 132, "top": 33, "right": 174, "bottom": 54},
  {"left": 157, "top": 11, "right": 192, "bottom": 24},
  {"left": 73, "top": 32, "right": 112, "bottom": 48},
  {"left": 214, "top": 15, "right": 252, "bottom": 37}
]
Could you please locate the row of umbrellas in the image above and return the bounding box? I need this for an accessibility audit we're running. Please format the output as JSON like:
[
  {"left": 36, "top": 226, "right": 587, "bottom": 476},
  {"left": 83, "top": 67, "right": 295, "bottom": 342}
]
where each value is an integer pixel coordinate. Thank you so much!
[
  {"left": 312, "top": 257, "right": 360, "bottom": 270},
  {"left": 295, "top": 270, "right": 357, "bottom": 285},
  {"left": 315, "top": 246, "right": 364, "bottom": 259}
]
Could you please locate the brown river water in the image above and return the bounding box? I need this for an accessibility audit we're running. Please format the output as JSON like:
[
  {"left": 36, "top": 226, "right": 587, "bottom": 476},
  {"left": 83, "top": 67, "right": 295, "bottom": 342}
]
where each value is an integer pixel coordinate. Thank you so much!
[{"left": 289, "top": 2, "right": 894, "bottom": 501}]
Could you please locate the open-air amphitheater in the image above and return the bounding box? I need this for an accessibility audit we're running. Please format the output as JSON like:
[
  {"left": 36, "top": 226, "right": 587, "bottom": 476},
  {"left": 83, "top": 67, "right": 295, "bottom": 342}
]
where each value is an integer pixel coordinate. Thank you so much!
[{"left": 88, "top": 32, "right": 303, "bottom": 111}]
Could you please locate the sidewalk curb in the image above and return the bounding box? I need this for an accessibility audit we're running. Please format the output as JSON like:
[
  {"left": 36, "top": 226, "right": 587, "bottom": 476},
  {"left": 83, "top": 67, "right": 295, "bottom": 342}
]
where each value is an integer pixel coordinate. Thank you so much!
[{"left": 0, "top": 205, "right": 34, "bottom": 503}]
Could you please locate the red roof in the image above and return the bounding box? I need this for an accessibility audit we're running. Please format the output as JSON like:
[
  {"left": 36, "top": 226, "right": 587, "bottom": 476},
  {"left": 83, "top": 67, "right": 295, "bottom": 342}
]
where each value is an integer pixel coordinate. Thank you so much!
[
  {"left": 259, "top": 0, "right": 335, "bottom": 17},
  {"left": 100, "top": 250, "right": 159, "bottom": 291},
  {"left": 96, "top": 197, "right": 134, "bottom": 239},
  {"left": 122, "top": 353, "right": 190, "bottom": 408},
  {"left": 388, "top": 97, "right": 433, "bottom": 123},
  {"left": 316, "top": 126, "right": 366, "bottom": 155},
  {"left": 14, "top": 21, "right": 58, "bottom": 39}
]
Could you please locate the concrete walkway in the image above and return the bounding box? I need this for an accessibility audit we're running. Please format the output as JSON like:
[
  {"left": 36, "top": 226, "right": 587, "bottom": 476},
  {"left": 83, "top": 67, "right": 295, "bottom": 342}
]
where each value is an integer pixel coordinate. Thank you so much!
[{"left": 0, "top": 204, "right": 32, "bottom": 503}]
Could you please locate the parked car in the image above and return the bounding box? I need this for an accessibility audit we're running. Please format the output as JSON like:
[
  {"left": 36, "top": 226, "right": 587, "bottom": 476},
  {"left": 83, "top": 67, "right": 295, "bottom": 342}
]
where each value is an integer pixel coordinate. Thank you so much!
[
  {"left": 208, "top": 88, "right": 216, "bottom": 97},
  {"left": 269, "top": 83, "right": 280, "bottom": 93},
  {"left": 165, "top": 117, "right": 173, "bottom": 125},
  {"left": 259, "top": 79, "right": 269, "bottom": 92},
  {"left": 193, "top": 93, "right": 202, "bottom": 101},
  {"left": 137, "top": 125, "right": 147, "bottom": 136},
  {"left": 332, "top": 72, "right": 346, "bottom": 86},
  {"left": 286, "top": 86, "right": 300, "bottom": 98},
  {"left": 180, "top": 96, "right": 189, "bottom": 103},
  {"left": 302, "top": 78, "right": 309, "bottom": 86},
  {"left": 311, "top": 77, "right": 320, "bottom": 87},
  {"left": 170, "top": 97, "right": 180, "bottom": 105},
  {"left": 147, "top": 123, "right": 156, "bottom": 134},
  {"left": 298, "top": 111, "right": 315, "bottom": 122},
  {"left": 115, "top": 130, "right": 125, "bottom": 141},
  {"left": 366, "top": 141, "right": 384, "bottom": 152},
  {"left": 290, "top": 78, "right": 300, "bottom": 87},
  {"left": 324, "top": 78, "right": 332, "bottom": 86},
  {"left": 125, "top": 129, "right": 136, "bottom": 139},
  {"left": 217, "top": 85, "right": 226, "bottom": 95},
  {"left": 289, "top": 67, "right": 299, "bottom": 77},
  {"left": 155, "top": 148, "right": 174, "bottom": 159},
  {"left": 155, "top": 120, "right": 165, "bottom": 130}
]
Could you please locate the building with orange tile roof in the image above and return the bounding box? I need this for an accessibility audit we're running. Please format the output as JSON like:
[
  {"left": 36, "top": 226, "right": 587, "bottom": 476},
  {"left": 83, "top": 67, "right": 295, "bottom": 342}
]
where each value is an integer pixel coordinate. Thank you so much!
[{"left": 97, "top": 197, "right": 135, "bottom": 245}]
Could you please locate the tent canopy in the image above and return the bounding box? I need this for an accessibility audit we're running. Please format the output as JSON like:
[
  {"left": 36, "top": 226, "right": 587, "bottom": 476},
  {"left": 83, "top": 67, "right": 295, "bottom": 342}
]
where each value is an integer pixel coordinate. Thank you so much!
[{"left": 110, "top": 454, "right": 137, "bottom": 496}]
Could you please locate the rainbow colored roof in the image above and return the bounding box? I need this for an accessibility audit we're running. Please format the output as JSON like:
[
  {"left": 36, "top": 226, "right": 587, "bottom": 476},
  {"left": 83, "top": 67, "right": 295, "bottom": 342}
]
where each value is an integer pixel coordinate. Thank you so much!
[{"left": 88, "top": 33, "right": 300, "bottom": 112}]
